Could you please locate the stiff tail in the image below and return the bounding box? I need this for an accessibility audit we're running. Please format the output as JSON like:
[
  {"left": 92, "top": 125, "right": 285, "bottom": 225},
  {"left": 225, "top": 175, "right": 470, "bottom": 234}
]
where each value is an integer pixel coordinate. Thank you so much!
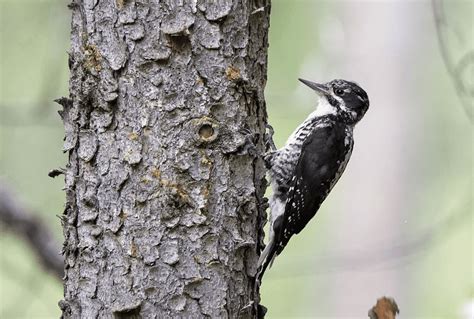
[
  {"left": 257, "top": 205, "right": 285, "bottom": 282},
  {"left": 257, "top": 236, "right": 278, "bottom": 282}
]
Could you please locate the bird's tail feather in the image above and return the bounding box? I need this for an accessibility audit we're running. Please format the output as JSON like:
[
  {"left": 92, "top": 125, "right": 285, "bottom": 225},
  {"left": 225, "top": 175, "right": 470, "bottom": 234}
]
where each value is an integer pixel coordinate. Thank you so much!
[{"left": 257, "top": 237, "right": 277, "bottom": 282}]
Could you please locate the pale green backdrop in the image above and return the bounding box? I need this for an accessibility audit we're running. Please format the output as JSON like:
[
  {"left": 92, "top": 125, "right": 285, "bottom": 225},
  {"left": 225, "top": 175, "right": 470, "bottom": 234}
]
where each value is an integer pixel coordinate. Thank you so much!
[{"left": 0, "top": 0, "right": 472, "bottom": 318}]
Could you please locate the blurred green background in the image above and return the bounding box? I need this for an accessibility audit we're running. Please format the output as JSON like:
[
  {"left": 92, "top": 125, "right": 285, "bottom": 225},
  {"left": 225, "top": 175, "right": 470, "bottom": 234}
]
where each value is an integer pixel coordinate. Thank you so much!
[{"left": 0, "top": 0, "right": 472, "bottom": 318}]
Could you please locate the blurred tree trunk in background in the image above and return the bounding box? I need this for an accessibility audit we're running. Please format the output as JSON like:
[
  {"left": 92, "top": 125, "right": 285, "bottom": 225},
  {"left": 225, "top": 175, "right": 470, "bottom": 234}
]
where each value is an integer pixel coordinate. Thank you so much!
[
  {"left": 325, "top": 2, "right": 423, "bottom": 315},
  {"left": 59, "top": 1, "right": 270, "bottom": 317}
]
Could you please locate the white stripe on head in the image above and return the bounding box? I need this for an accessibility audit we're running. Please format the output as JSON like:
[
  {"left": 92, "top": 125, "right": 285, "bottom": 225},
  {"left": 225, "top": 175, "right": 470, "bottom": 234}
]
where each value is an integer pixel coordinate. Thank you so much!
[{"left": 334, "top": 94, "right": 358, "bottom": 121}]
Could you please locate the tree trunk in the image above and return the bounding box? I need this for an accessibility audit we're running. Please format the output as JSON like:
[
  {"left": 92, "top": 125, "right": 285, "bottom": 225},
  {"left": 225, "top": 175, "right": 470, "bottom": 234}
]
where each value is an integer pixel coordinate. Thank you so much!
[{"left": 59, "top": 0, "right": 270, "bottom": 318}]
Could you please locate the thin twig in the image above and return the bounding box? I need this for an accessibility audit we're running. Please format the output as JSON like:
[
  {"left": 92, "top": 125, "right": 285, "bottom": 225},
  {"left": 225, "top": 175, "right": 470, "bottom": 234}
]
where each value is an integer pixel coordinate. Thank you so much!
[
  {"left": 0, "top": 181, "right": 63, "bottom": 279},
  {"left": 432, "top": 0, "right": 473, "bottom": 122},
  {"left": 267, "top": 194, "right": 471, "bottom": 278}
]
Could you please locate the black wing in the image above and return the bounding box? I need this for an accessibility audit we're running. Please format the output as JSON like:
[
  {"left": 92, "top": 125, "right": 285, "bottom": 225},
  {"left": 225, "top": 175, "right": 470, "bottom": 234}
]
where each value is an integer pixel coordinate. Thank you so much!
[{"left": 275, "top": 123, "right": 349, "bottom": 255}]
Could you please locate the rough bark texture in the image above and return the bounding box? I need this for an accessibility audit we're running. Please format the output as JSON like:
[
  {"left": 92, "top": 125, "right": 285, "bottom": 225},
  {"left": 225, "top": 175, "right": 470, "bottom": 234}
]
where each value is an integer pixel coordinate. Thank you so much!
[{"left": 59, "top": 0, "right": 270, "bottom": 318}]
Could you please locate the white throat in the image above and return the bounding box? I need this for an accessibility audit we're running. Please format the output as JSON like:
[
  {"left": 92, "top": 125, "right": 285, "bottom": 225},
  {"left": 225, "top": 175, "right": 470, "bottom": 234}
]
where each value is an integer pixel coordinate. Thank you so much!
[{"left": 312, "top": 96, "right": 337, "bottom": 117}]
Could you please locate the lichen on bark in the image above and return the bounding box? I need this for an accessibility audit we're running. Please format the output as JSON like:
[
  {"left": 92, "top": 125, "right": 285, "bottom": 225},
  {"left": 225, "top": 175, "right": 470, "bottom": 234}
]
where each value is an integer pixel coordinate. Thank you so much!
[{"left": 60, "top": 0, "right": 271, "bottom": 318}]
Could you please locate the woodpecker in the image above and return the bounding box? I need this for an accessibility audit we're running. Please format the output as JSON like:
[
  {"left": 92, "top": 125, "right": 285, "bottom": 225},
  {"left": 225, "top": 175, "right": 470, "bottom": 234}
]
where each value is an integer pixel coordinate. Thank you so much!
[{"left": 257, "top": 78, "right": 370, "bottom": 280}]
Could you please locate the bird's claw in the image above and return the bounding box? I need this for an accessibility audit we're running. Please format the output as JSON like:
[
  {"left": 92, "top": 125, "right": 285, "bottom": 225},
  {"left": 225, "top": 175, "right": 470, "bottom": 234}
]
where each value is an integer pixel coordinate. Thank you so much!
[
  {"left": 239, "top": 124, "right": 276, "bottom": 158},
  {"left": 265, "top": 124, "right": 276, "bottom": 151},
  {"left": 238, "top": 127, "right": 259, "bottom": 157}
]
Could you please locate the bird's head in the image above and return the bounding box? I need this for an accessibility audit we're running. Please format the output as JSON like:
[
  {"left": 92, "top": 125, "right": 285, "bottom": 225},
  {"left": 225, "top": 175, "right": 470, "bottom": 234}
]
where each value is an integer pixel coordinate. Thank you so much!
[{"left": 299, "top": 78, "right": 369, "bottom": 125}]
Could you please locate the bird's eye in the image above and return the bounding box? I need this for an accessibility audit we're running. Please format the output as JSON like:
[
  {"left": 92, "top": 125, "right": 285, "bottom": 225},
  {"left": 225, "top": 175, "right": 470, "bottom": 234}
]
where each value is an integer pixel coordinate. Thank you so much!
[{"left": 335, "top": 89, "right": 344, "bottom": 96}]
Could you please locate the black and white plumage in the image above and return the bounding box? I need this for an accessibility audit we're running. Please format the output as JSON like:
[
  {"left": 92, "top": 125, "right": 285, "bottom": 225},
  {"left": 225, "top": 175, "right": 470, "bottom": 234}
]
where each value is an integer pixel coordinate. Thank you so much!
[{"left": 257, "top": 78, "right": 370, "bottom": 280}]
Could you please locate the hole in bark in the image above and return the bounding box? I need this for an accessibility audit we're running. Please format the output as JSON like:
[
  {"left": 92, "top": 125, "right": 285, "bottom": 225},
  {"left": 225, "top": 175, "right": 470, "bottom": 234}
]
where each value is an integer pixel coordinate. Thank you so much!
[
  {"left": 199, "top": 124, "right": 214, "bottom": 139},
  {"left": 190, "top": 117, "right": 219, "bottom": 145}
]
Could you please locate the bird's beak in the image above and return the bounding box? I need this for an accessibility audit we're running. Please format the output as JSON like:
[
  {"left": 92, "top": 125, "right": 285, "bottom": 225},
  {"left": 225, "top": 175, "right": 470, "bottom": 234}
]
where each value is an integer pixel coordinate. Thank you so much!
[{"left": 299, "top": 78, "right": 329, "bottom": 96}]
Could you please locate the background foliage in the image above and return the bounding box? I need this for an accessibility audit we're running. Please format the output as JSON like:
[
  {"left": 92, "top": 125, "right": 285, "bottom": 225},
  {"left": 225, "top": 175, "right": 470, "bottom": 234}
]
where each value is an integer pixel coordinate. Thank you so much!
[{"left": 0, "top": 0, "right": 472, "bottom": 318}]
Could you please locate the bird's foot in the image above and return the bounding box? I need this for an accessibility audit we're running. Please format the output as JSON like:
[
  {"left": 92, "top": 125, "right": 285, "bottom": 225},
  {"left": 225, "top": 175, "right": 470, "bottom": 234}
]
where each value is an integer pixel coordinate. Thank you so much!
[
  {"left": 263, "top": 150, "right": 276, "bottom": 169},
  {"left": 264, "top": 123, "right": 276, "bottom": 152},
  {"left": 238, "top": 127, "right": 260, "bottom": 157}
]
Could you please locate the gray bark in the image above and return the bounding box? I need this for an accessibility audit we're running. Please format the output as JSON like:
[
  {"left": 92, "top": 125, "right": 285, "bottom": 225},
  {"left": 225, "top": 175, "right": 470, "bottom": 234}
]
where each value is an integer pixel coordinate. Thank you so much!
[{"left": 59, "top": 0, "right": 270, "bottom": 318}]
